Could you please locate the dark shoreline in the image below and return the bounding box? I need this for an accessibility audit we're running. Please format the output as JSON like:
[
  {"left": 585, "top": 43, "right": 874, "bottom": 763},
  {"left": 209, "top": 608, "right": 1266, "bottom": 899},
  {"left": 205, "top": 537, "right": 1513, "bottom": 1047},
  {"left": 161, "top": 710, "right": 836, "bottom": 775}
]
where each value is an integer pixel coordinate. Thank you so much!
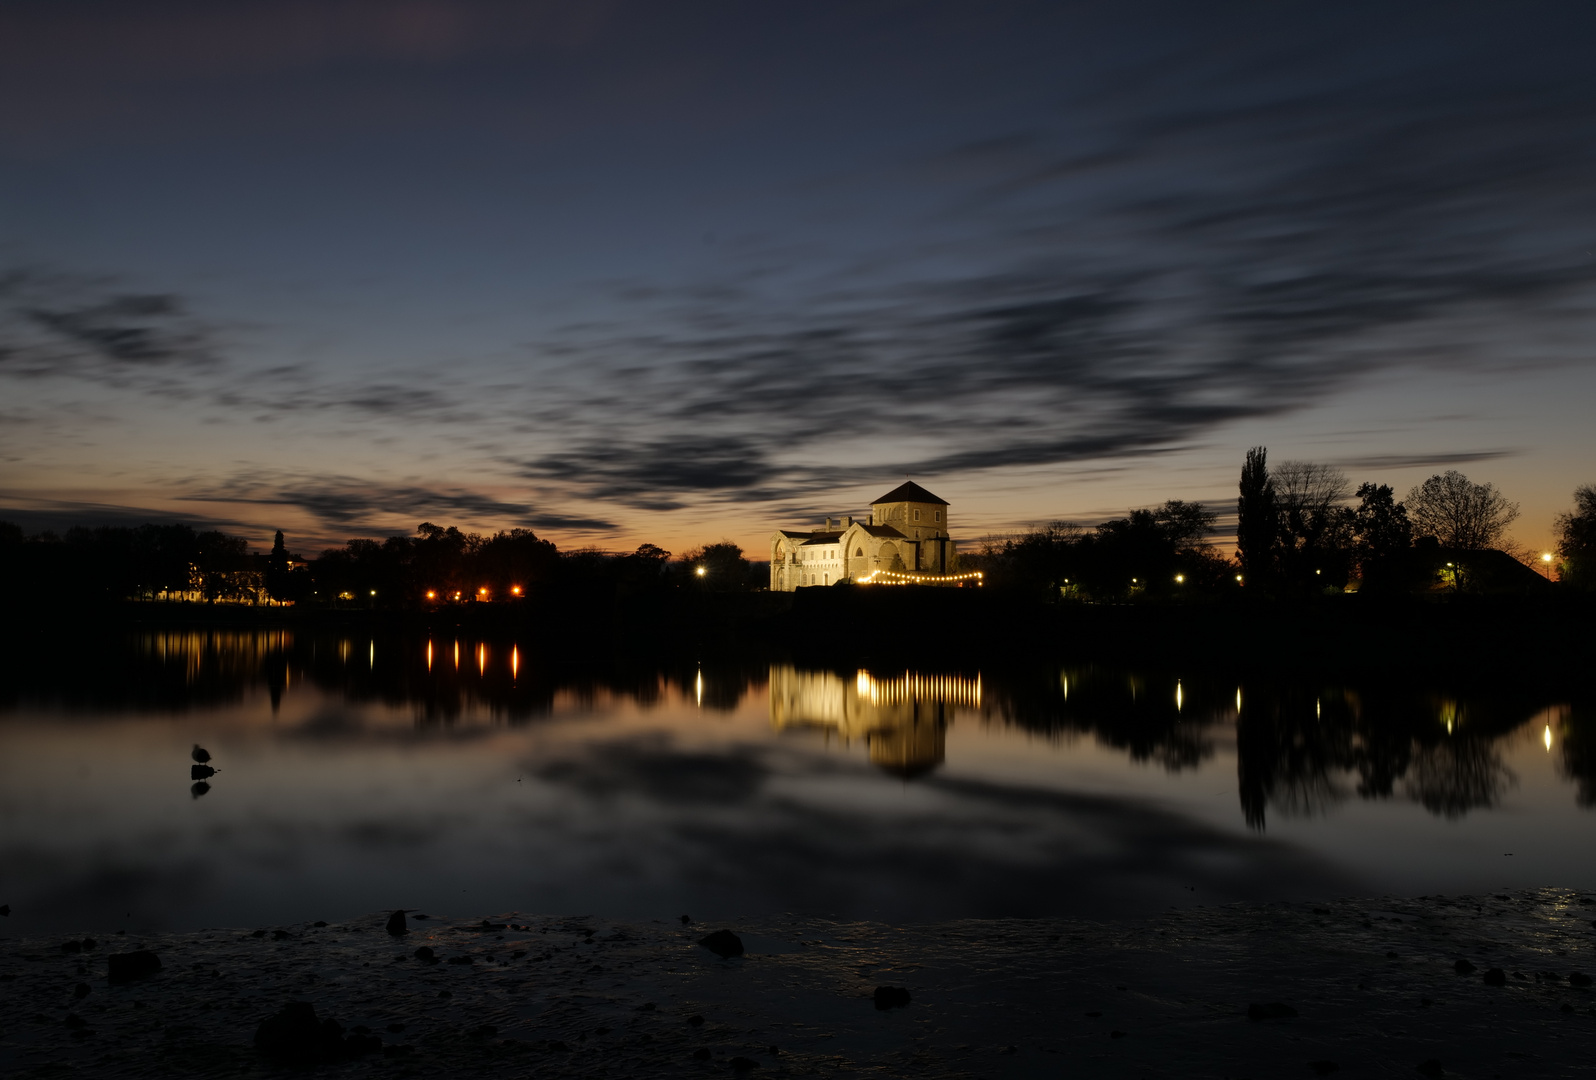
[
  {"left": 6, "top": 588, "right": 1592, "bottom": 686},
  {"left": 3, "top": 891, "right": 1593, "bottom": 1079}
]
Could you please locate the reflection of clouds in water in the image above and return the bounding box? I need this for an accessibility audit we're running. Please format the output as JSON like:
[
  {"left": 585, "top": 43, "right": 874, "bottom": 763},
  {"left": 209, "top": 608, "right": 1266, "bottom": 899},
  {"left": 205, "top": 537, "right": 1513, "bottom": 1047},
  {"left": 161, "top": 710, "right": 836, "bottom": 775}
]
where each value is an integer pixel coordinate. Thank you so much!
[
  {"left": 525, "top": 735, "right": 1358, "bottom": 919},
  {"left": 533, "top": 735, "right": 769, "bottom": 807}
]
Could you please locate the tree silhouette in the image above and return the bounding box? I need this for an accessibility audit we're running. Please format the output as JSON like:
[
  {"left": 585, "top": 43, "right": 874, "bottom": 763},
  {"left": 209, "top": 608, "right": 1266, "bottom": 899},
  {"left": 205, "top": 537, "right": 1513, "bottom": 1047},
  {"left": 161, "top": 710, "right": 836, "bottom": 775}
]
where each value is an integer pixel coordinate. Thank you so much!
[
  {"left": 1406, "top": 470, "right": 1519, "bottom": 549},
  {"left": 1236, "top": 446, "right": 1277, "bottom": 584}
]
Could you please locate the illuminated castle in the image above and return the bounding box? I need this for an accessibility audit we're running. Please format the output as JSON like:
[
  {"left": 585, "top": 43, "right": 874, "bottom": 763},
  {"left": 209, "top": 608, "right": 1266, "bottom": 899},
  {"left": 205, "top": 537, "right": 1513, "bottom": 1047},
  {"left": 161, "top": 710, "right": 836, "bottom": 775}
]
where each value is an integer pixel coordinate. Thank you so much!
[{"left": 768, "top": 481, "right": 971, "bottom": 590}]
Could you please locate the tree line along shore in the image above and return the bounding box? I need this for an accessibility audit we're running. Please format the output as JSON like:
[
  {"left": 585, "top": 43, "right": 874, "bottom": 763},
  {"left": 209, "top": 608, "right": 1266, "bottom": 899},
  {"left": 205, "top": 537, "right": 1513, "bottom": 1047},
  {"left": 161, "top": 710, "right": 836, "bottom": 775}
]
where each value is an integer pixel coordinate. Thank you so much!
[{"left": 2, "top": 450, "right": 1593, "bottom": 628}]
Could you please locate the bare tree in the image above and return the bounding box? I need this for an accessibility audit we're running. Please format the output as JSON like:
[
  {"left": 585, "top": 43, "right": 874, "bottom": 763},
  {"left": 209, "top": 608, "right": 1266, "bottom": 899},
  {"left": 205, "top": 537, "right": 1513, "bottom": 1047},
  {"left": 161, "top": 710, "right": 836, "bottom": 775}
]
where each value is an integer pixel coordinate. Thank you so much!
[
  {"left": 1405, "top": 470, "right": 1519, "bottom": 550},
  {"left": 1273, "top": 461, "right": 1350, "bottom": 522}
]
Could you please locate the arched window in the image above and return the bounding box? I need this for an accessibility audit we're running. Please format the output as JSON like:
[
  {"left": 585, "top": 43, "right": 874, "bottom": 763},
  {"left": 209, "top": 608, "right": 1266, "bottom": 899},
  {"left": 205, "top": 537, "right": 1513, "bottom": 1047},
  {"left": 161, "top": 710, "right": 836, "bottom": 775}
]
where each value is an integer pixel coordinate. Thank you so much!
[{"left": 855, "top": 547, "right": 863, "bottom": 556}]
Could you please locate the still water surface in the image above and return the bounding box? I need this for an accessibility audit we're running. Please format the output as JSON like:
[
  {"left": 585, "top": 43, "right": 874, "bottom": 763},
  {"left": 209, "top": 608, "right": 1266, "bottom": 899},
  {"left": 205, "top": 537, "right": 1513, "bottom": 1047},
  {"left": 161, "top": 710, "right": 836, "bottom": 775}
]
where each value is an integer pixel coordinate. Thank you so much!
[{"left": 1, "top": 629, "right": 1592, "bottom": 933}]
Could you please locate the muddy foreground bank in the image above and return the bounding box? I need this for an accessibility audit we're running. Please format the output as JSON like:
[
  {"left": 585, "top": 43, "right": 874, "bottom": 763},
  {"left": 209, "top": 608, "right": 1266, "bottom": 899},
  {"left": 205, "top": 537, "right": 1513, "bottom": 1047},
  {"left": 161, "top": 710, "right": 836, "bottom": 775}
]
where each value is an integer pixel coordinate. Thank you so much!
[{"left": 3, "top": 890, "right": 1594, "bottom": 1078}]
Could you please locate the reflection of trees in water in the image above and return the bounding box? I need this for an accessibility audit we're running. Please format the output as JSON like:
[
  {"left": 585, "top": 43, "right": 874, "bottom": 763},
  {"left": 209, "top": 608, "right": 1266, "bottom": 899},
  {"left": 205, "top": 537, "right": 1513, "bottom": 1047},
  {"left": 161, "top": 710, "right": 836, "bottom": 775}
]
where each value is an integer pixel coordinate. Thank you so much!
[
  {"left": 1404, "top": 737, "right": 1513, "bottom": 818},
  {"left": 1, "top": 628, "right": 767, "bottom": 728},
  {"left": 982, "top": 666, "right": 1215, "bottom": 773},
  {"left": 1558, "top": 707, "right": 1596, "bottom": 807},
  {"left": 987, "top": 667, "right": 1549, "bottom": 831},
  {"left": 1237, "top": 687, "right": 1525, "bottom": 829}
]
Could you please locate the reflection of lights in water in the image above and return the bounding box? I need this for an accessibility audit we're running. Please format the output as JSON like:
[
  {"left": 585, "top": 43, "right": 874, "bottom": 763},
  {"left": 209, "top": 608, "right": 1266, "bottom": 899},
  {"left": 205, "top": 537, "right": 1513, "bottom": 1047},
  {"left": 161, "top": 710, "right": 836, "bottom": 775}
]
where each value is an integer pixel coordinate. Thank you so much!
[
  {"left": 852, "top": 670, "right": 982, "bottom": 708},
  {"left": 453, "top": 641, "right": 459, "bottom": 670},
  {"left": 511, "top": 645, "right": 519, "bottom": 681},
  {"left": 695, "top": 669, "right": 703, "bottom": 707},
  {"left": 369, "top": 640, "right": 374, "bottom": 669},
  {"left": 1545, "top": 725, "right": 1553, "bottom": 752},
  {"left": 426, "top": 640, "right": 433, "bottom": 671},
  {"left": 477, "top": 643, "right": 486, "bottom": 676},
  {"left": 1175, "top": 681, "right": 1183, "bottom": 712},
  {"left": 1236, "top": 688, "right": 1242, "bottom": 713},
  {"left": 1061, "top": 674, "right": 1068, "bottom": 700},
  {"left": 1439, "top": 700, "right": 1459, "bottom": 735},
  {"left": 1316, "top": 699, "right": 1321, "bottom": 719}
]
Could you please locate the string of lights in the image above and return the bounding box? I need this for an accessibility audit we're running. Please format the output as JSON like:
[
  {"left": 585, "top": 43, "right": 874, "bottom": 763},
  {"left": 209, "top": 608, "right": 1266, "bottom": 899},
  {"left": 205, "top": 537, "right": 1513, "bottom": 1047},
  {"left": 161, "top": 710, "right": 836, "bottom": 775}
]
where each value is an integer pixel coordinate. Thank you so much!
[{"left": 855, "top": 570, "right": 984, "bottom": 585}]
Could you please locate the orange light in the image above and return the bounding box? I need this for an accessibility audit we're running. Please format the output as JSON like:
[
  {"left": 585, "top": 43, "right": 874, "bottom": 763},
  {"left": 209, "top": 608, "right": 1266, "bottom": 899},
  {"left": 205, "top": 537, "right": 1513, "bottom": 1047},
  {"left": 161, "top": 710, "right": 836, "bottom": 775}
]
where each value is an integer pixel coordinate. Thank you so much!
[
  {"left": 478, "top": 587, "right": 488, "bottom": 596},
  {"left": 426, "top": 590, "right": 436, "bottom": 600},
  {"left": 511, "top": 585, "right": 522, "bottom": 595}
]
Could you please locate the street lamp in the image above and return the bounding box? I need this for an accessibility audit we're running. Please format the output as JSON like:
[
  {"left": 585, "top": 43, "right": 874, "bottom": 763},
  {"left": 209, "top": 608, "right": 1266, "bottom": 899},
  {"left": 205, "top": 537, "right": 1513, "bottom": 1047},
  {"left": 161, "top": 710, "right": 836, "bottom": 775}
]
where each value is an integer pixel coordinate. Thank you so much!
[
  {"left": 1541, "top": 553, "right": 1554, "bottom": 580},
  {"left": 695, "top": 566, "right": 706, "bottom": 577}
]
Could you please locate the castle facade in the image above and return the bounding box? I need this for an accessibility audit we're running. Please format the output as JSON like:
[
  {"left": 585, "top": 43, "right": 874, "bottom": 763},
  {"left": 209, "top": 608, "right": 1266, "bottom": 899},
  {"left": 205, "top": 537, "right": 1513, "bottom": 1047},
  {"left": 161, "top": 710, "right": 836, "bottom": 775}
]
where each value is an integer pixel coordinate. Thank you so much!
[{"left": 768, "top": 481, "right": 963, "bottom": 590}]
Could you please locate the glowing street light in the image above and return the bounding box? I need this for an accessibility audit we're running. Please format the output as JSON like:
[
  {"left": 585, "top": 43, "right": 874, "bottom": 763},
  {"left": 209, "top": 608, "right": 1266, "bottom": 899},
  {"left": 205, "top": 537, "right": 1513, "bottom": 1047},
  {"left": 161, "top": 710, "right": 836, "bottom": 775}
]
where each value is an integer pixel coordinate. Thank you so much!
[
  {"left": 1174, "top": 574, "right": 1184, "bottom": 584},
  {"left": 1541, "top": 553, "right": 1554, "bottom": 580},
  {"left": 511, "top": 585, "right": 522, "bottom": 595},
  {"left": 426, "top": 590, "right": 436, "bottom": 600},
  {"left": 695, "top": 566, "right": 706, "bottom": 577}
]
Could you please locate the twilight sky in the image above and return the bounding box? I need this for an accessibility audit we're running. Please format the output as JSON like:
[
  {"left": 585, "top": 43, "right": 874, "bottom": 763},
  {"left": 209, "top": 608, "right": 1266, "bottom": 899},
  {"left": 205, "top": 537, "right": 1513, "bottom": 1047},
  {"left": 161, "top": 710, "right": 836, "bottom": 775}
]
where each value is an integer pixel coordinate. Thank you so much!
[{"left": 2, "top": 1, "right": 1593, "bottom": 555}]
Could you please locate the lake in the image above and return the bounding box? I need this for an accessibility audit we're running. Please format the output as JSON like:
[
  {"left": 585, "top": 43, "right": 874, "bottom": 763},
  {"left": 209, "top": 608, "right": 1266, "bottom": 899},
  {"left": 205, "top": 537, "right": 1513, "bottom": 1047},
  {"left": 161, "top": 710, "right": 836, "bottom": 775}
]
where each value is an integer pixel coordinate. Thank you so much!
[{"left": 1, "top": 627, "right": 1591, "bottom": 934}]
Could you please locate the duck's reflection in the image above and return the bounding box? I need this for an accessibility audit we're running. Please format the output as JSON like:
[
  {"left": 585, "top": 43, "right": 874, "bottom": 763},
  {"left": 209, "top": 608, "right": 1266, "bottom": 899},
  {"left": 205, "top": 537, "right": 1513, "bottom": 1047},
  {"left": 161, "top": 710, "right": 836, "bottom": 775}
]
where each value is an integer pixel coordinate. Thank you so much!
[{"left": 769, "top": 667, "right": 982, "bottom": 778}]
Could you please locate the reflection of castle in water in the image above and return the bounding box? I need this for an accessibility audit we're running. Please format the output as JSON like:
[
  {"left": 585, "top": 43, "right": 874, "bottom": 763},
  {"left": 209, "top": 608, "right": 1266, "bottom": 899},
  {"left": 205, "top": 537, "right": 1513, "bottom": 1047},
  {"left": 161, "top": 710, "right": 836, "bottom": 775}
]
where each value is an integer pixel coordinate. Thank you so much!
[{"left": 768, "top": 666, "right": 981, "bottom": 778}]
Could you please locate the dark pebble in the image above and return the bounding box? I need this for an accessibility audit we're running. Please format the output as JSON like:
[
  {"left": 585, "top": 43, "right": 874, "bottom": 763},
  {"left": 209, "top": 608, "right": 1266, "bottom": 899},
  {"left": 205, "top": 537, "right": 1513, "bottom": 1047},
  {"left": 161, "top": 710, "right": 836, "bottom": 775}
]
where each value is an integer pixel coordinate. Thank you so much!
[
  {"left": 693, "top": 1048, "right": 711, "bottom": 1060},
  {"left": 730, "top": 1056, "right": 760, "bottom": 1071},
  {"left": 81, "top": 938, "right": 96, "bottom": 950},
  {"left": 1453, "top": 960, "right": 1476, "bottom": 974},
  {"left": 699, "top": 929, "right": 744, "bottom": 958},
  {"left": 446, "top": 955, "right": 473, "bottom": 965},
  {"left": 438, "top": 990, "right": 452, "bottom": 998},
  {"left": 680, "top": 915, "right": 693, "bottom": 925},
  {"left": 385, "top": 910, "right": 408, "bottom": 935},
  {"left": 999, "top": 1044, "right": 1018, "bottom": 1054},
  {"left": 61, "top": 940, "right": 83, "bottom": 954},
  {"left": 1309, "top": 1061, "right": 1340, "bottom": 1076},
  {"left": 412, "top": 913, "right": 429, "bottom": 920},
  {"left": 1570, "top": 972, "right": 1592, "bottom": 987},
  {"left": 510, "top": 949, "right": 527, "bottom": 959},
  {"left": 1386, "top": 951, "right": 1400, "bottom": 959},
  {"left": 687, "top": 1014, "right": 705, "bottom": 1026},
  {"left": 251, "top": 930, "right": 267, "bottom": 938},
  {"left": 1110, "top": 1030, "right": 1127, "bottom": 1039},
  {"left": 73, "top": 982, "right": 90, "bottom": 1000},
  {"left": 1561, "top": 1004, "right": 1575, "bottom": 1013},
  {"left": 873, "top": 985, "right": 912, "bottom": 1011},
  {"left": 1247, "top": 1002, "right": 1298, "bottom": 1021},
  {"left": 468, "top": 1024, "right": 499, "bottom": 1040},
  {"left": 272, "top": 930, "right": 291, "bottom": 940},
  {"left": 1482, "top": 968, "right": 1507, "bottom": 987},
  {"left": 1415, "top": 1059, "right": 1444, "bottom": 1078},
  {"left": 107, "top": 950, "right": 162, "bottom": 983},
  {"left": 254, "top": 1001, "right": 382, "bottom": 1064},
  {"left": 638, "top": 1002, "right": 656, "bottom": 1011},
  {"left": 413, "top": 946, "right": 437, "bottom": 963},
  {"left": 386, "top": 1023, "right": 406, "bottom": 1033},
  {"left": 313, "top": 921, "right": 327, "bottom": 928},
  {"left": 191, "top": 764, "right": 215, "bottom": 781},
  {"left": 64, "top": 1013, "right": 88, "bottom": 1029}
]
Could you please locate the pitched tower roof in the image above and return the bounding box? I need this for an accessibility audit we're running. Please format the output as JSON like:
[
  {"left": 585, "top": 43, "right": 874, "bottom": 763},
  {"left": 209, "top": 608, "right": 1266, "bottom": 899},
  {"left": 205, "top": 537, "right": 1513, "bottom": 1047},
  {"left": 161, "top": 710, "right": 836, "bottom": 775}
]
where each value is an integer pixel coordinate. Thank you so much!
[{"left": 870, "top": 481, "right": 948, "bottom": 506}]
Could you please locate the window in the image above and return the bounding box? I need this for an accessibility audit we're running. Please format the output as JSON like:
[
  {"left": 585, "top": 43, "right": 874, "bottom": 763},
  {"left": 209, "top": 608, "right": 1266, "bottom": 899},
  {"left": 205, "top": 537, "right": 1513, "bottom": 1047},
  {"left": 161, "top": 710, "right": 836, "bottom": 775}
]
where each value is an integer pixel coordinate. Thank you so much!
[
  {"left": 934, "top": 511, "right": 940, "bottom": 522},
  {"left": 914, "top": 509, "right": 921, "bottom": 521},
  {"left": 855, "top": 547, "right": 863, "bottom": 556}
]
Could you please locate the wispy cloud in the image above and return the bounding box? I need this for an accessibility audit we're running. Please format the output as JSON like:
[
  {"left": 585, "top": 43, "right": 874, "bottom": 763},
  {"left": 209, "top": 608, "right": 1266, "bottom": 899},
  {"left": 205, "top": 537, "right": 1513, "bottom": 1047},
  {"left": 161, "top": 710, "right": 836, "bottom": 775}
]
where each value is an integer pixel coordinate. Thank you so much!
[{"left": 180, "top": 472, "right": 616, "bottom": 533}]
